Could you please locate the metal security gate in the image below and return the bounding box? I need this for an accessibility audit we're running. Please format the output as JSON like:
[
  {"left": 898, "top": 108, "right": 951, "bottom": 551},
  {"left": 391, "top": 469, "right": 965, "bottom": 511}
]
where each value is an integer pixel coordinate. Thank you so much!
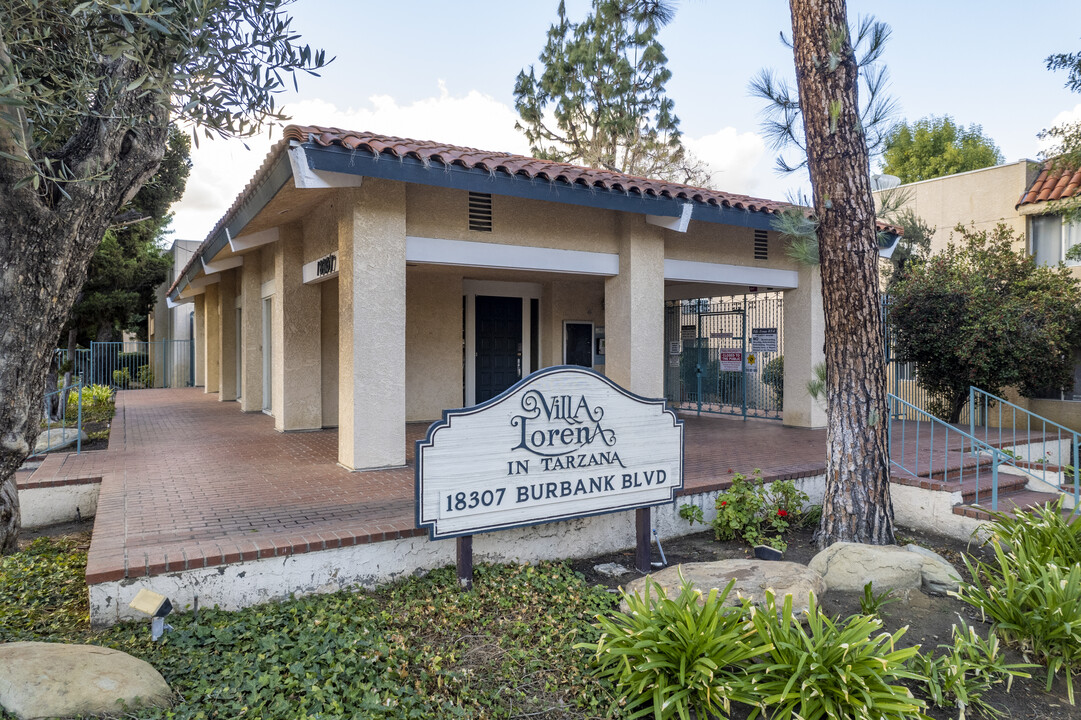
[
  {"left": 56, "top": 340, "right": 195, "bottom": 390},
  {"left": 664, "top": 294, "right": 784, "bottom": 420}
]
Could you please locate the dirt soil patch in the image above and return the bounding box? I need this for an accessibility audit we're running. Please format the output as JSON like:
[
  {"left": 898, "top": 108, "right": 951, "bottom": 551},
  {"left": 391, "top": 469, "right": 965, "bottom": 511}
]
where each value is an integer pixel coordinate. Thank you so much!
[{"left": 571, "top": 525, "right": 1081, "bottom": 720}]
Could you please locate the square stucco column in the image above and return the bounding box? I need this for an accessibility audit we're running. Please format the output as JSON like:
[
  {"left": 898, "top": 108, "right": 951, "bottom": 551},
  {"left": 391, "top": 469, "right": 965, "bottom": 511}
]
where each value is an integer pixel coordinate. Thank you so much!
[
  {"left": 604, "top": 215, "right": 665, "bottom": 397},
  {"left": 273, "top": 223, "right": 322, "bottom": 431},
  {"left": 217, "top": 269, "right": 238, "bottom": 402},
  {"left": 782, "top": 264, "right": 827, "bottom": 428},
  {"left": 203, "top": 283, "right": 220, "bottom": 394},
  {"left": 193, "top": 294, "right": 205, "bottom": 387},
  {"left": 338, "top": 181, "right": 407, "bottom": 470},
  {"left": 239, "top": 254, "right": 263, "bottom": 412}
]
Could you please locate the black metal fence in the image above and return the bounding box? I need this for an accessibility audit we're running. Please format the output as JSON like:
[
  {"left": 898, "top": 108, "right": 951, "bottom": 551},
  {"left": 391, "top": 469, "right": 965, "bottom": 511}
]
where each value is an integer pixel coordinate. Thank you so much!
[{"left": 664, "top": 294, "right": 784, "bottom": 420}]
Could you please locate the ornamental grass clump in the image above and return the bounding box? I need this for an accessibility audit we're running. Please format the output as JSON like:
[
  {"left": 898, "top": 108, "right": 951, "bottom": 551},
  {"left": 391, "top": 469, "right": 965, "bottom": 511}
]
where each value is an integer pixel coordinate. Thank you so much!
[
  {"left": 578, "top": 575, "right": 769, "bottom": 720},
  {"left": 913, "top": 621, "right": 1034, "bottom": 720},
  {"left": 744, "top": 591, "right": 926, "bottom": 720},
  {"left": 953, "top": 502, "right": 1081, "bottom": 704}
]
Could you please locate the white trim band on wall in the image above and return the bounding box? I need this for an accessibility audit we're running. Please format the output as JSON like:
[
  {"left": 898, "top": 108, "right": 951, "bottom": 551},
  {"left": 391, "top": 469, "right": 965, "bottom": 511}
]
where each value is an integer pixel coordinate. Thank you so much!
[
  {"left": 406, "top": 236, "right": 620, "bottom": 276},
  {"left": 663, "top": 259, "right": 799, "bottom": 289}
]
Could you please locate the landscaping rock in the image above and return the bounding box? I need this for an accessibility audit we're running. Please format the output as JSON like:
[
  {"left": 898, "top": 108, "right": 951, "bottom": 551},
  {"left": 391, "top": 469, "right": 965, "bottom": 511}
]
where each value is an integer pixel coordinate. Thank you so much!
[
  {"left": 905, "top": 544, "right": 962, "bottom": 594},
  {"left": 33, "top": 428, "right": 87, "bottom": 453},
  {"left": 593, "top": 562, "right": 631, "bottom": 578},
  {"left": 0, "top": 642, "right": 172, "bottom": 720},
  {"left": 621, "top": 560, "right": 825, "bottom": 616},
  {"left": 809, "top": 542, "right": 923, "bottom": 593}
]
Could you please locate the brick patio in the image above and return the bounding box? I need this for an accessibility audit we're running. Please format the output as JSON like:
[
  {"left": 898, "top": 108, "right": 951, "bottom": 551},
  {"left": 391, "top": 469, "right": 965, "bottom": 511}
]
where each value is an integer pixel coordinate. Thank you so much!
[{"left": 18, "top": 388, "right": 1059, "bottom": 586}]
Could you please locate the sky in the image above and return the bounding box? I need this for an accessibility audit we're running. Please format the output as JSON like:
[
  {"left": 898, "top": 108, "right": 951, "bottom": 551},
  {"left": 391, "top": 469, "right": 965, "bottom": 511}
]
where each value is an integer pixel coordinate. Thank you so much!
[{"left": 168, "top": 0, "right": 1081, "bottom": 242}]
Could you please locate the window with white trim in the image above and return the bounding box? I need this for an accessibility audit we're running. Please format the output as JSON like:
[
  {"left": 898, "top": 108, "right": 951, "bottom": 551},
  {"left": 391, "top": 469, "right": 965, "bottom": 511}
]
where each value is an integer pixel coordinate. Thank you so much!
[{"left": 1031, "top": 214, "right": 1081, "bottom": 267}]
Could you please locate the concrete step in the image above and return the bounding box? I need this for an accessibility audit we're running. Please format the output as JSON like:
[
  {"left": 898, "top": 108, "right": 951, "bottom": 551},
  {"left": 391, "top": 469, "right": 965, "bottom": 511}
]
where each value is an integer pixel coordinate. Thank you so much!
[{"left": 952, "top": 489, "right": 1071, "bottom": 521}]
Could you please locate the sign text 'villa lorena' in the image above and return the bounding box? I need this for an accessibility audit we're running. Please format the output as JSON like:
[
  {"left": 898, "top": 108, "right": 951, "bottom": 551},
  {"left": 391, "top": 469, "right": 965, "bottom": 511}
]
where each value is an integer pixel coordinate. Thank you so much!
[{"left": 416, "top": 366, "right": 684, "bottom": 539}]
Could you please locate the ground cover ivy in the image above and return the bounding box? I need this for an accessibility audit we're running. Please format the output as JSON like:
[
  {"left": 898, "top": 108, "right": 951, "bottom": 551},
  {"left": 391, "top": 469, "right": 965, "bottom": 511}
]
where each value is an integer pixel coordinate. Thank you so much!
[{"left": 0, "top": 538, "right": 617, "bottom": 719}]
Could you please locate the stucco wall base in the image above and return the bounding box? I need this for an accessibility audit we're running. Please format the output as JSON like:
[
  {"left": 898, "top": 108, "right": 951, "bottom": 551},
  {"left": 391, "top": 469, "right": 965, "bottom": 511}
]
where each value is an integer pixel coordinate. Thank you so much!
[
  {"left": 89, "top": 477, "right": 823, "bottom": 627},
  {"left": 890, "top": 483, "right": 990, "bottom": 544},
  {"left": 20, "top": 483, "right": 100, "bottom": 529},
  {"left": 88, "top": 475, "right": 1001, "bottom": 626}
]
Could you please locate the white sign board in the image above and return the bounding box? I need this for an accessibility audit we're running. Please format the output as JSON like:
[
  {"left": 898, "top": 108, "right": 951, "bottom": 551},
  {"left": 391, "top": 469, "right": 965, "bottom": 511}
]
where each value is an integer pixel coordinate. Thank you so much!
[
  {"left": 416, "top": 366, "right": 684, "bottom": 540},
  {"left": 745, "top": 353, "right": 758, "bottom": 373},
  {"left": 750, "top": 327, "right": 778, "bottom": 353},
  {"left": 719, "top": 351, "right": 743, "bottom": 372}
]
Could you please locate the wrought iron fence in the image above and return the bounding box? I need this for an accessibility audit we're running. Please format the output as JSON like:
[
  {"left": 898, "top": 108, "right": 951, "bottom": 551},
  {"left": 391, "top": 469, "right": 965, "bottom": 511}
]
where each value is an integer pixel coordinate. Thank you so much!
[
  {"left": 664, "top": 293, "right": 784, "bottom": 420},
  {"left": 55, "top": 340, "right": 194, "bottom": 390}
]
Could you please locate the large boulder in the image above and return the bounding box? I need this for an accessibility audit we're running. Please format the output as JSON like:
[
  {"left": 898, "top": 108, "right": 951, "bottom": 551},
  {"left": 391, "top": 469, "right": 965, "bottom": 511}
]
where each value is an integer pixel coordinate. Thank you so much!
[
  {"left": 33, "top": 428, "right": 88, "bottom": 453},
  {"left": 905, "top": 544, "right": 962, "bottom": 594},
  {"left": 621, "top": 560, "right": 825, "bottom": 617},
  {"left": 0, "top": 642, "right": 172, "bottom": 720},
  {"left": 809, "top": 542, "right": 955, "bottom": 594}
]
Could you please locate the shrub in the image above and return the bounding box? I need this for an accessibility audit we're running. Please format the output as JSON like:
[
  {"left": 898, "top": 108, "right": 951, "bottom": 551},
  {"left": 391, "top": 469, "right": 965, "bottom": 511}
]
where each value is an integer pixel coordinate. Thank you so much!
[
  {"left": 763, "top": 355, "right": 784, "bottom": 407},
  {"left": 138, "top": 364, "right": 154, "bottom": 387},
  {"left": 579, "top": 575, "right": 769, "bottom": 720},
  {"left": 913, "top": 621, "right": 1034, "bottom": 720},
  {"left": 981, "top": 497, "right": 1081, "bottom": 567},
  {"left": 953, "top": 506, "right": 1081, "bottom": 705},
  {"left": 65, "top": 384, "right": 115, "bottom": 423},
  {"left": 112, "top": 367, "right": 131, "bottom": 388},
  {"left": 712, "top": 470, "right": 808, "bottom": 551},
  {"left": 745, "top": 591, "right": 925, "bottom": 720}
]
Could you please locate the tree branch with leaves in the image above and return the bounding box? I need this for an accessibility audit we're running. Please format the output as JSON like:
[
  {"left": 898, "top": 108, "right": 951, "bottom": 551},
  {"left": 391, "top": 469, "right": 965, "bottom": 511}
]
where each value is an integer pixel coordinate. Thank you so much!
[
  {"left": 514, "top": 0, "right": 710, "bottom": 185},
  {"left": 0, "top": 0, "right": 329, "bottom": 553}
]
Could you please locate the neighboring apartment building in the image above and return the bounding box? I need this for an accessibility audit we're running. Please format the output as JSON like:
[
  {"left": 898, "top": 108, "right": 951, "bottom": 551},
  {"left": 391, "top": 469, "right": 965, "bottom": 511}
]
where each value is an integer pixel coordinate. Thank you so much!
[
  {"left": 874, "top": 160, "right": 1081, "bottom": 428},
  {"left": 147, "top": 238, "right": 201, "bottom": 388}
]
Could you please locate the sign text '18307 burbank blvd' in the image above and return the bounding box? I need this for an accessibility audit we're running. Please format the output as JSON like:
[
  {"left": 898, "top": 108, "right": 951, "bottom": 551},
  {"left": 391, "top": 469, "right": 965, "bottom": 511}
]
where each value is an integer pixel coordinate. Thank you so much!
[{"left": 415, "top": 366, "right": 684, "bottom": 543}]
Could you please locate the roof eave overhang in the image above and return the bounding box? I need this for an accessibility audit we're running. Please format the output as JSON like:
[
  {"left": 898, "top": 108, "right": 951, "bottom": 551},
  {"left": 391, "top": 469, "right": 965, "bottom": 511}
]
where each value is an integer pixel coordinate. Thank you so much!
[
  {"left": 300, "top": 142, "right": 780, "bottom": 232},
  {"left": 169, "top": 151, "right": 293, "bottom": 302}
]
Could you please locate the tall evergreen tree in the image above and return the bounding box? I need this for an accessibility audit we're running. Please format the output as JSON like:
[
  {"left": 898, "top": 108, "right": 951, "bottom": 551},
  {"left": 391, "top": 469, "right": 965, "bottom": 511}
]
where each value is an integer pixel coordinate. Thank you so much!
[
  {"left": 514, "top": 0, "right": 709, "bottom": 185},
  {"left": 787, "top": 0, "right": 896, "bottom": 546}
]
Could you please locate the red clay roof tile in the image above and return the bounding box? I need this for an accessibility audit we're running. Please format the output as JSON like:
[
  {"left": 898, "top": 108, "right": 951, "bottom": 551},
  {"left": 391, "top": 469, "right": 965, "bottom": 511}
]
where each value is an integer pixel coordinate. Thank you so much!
[
  {"left": 1019, "top": 160, "right": 1081, "bottom": 208},
  {"left": 168, "top": 125, "right": 902, "bottom": 296}
]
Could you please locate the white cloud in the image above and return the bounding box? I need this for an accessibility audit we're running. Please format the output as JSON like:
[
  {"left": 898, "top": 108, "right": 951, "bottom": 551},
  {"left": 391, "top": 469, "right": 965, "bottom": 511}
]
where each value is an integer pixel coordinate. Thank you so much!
[
  {"left": 684, "top": 126, "right": 805, "bottom": 203},
  {"left": 1036, "top": 102, "right": 1081, "bottom": 154},
  {"left": 169, "top": 85, "right": 527, "bottom": 241}
]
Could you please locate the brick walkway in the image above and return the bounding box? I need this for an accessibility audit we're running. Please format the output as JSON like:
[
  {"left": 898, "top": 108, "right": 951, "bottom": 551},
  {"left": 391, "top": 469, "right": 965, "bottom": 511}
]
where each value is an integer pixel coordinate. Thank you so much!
[{"left": 22, "top": 389, "right": 1050, "bottom": 584}]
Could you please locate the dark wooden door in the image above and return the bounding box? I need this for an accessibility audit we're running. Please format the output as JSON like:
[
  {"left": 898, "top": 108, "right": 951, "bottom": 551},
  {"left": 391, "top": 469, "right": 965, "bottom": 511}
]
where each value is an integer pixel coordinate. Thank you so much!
[{"left": 475, "top": 295, "right": 522, "bottom": 403}]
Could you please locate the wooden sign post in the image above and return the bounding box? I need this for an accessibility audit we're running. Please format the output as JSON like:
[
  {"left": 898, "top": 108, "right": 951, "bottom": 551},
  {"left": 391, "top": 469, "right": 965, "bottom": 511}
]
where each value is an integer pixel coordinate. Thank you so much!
[{"left": 416, "top": 366, "right": 684, "bottom": 588}]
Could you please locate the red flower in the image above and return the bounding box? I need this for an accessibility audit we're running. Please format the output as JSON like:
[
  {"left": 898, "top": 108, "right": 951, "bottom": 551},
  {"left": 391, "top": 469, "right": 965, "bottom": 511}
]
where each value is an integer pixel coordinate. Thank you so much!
[
  {"left": 777, "top": 509, "right": 788, "bottom": 517},
  {"left": 720, "top": 501, "right": 727, "bottom": 506}
]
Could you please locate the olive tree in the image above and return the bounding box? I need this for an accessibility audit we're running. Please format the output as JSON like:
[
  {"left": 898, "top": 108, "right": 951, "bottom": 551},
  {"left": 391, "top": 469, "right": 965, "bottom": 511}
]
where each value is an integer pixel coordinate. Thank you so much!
[{"left": 0, "top": 0, "right": 328, "bottom": 552}]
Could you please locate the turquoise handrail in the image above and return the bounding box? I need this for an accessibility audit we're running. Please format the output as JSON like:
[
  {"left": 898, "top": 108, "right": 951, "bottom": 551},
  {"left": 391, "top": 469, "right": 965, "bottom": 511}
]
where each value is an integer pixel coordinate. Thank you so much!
[
  {"left": 969, "top": 387, "right": 1080, "bottom": 512},
  {"left": 888, "top": 393, "right": 1007, "bottom": 511}
]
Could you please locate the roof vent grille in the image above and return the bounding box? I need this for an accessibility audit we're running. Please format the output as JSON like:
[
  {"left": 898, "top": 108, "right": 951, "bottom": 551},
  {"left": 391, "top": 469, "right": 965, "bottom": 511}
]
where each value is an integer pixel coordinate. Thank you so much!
[
  {"left": 753, "top": 229, "right": 768, "bottom": 260},
  {"left": 468, "top": 192, "right": 493, "bottom": 232}
]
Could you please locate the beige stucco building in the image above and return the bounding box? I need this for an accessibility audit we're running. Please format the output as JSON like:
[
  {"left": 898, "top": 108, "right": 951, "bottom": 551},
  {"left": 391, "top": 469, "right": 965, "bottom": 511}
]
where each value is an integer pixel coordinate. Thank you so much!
[
  {"left": 873, "top": 159, "right": 1081, "bottom": 425},
  {"left": 163, "top": 125, "right": 885, "bottom": 471}
]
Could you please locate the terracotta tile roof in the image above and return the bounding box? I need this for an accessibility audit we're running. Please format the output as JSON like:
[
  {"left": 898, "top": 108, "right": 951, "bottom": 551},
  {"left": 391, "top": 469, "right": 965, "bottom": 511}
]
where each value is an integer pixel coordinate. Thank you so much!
[
  {"left": 283, "top": 125, "right": 794, "bottom": 213},
  {"left": 1019, "top": 160, "right": 1081, "bottom": 207},
  {"left": 169, "top": 125, "right": 902, "bottom": 296}
]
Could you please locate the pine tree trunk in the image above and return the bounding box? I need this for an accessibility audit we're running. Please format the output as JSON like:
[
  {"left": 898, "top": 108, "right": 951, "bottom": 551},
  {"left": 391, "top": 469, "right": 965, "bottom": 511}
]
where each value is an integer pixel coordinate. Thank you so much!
[
  {"left": 0, "top": 51, "right": 169, "bottom": 552},
  {"left": 789, "top": 0, "right": 895, "bottom": 547}
]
